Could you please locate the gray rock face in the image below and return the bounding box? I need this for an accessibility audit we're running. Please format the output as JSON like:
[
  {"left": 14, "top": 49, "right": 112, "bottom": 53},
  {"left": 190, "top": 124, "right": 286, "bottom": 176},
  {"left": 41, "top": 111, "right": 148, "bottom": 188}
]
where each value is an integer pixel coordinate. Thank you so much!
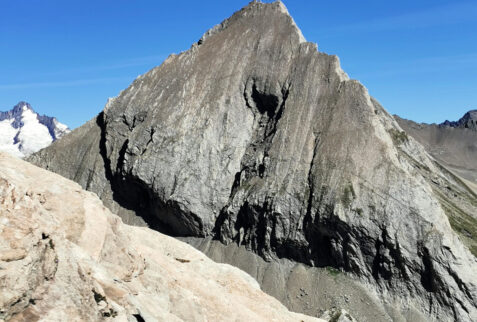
[
  {"left": 29, "top": 1, "right": 477, "bottom": 321},
  {"left": 442, "top": 110, "right": 477, "bottom": 131}
]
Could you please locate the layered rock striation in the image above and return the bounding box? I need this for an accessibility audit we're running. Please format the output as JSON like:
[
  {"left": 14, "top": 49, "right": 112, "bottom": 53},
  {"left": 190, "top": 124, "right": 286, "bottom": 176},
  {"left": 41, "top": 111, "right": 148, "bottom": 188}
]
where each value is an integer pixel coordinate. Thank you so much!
[{"left": 29, "top": 1, "right": 477, "bottom": 320}]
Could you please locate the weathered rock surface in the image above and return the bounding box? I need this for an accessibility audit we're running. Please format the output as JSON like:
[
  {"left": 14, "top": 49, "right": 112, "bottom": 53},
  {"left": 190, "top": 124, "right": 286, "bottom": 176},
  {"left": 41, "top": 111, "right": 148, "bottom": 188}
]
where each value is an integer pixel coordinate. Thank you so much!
[
  {"left": 29, "top": 1, "right": 477, "bottom": 321},
  {"left": 319, "top": 308, "right": 357, "bottom": 322},
  {"left": 0, "top": 152, "right": 323, "bottom": 322}
]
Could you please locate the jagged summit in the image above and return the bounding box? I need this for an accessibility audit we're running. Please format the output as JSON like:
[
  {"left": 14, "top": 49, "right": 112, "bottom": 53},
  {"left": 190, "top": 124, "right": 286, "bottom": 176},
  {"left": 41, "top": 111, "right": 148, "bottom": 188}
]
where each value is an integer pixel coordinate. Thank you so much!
[
  {"left": 0, "top": 101, "right": 70, "bottom": 157},
  {"left": 0, "top": 101, "right": 33, "bottom": 128},
  {"left": 442, "top": 109, "right": 477, "bottom": 130},
  {"left": 29, "top": 2, "right": 477, "bottom": 321},
  {"left": 198, "top": 0, "right": 306, "bottom": 46},
  {"left": 11, "top": 101, "right": 33, "bottom": 113}
]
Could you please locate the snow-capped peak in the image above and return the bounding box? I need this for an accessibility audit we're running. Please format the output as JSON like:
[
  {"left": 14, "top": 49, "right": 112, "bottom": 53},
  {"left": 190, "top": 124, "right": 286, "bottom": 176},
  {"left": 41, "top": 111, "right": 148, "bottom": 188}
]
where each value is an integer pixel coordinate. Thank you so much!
[{"left": 0, "top": 102, "right": 70, "bottom": 158}]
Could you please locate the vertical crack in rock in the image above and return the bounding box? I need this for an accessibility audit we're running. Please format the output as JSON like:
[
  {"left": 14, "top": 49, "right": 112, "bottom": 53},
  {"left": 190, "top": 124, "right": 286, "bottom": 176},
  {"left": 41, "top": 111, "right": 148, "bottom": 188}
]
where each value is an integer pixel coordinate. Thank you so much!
[
  {"left": 97, "top": 112, "right": 114, "bottom": 183},
  {"left": 238, "top": 78, "right": 289, "bottom": 183},
  {"left": 97, "top": 112, "right": 204, "bottom": 237},
  {"left": 371, "top": 229, "right": 409, "bottom": 282},
  {"left": 297, "top": 134, "right": 362, "bottom": 269},
  {"left": 419, "top": 245, "right": 439, "bottom": 293},
  {"left": 116, "top": 139, "right": 129, "bottom": 175},
  {"left": 214, "top": 79, "right": 290, "bottom": 255},
  {"left": 141, "top": 127, "right": 155, "bottom": 155}
]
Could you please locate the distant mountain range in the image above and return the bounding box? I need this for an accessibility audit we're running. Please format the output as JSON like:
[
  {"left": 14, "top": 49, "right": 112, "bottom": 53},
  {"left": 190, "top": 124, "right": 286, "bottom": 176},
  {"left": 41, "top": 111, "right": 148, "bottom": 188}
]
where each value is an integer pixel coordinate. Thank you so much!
[
  {"left": 396, "top": 110, "right": 477, "bottom": 188},
  {"left": 0, "top": 101, "right": 70, "bottom": 158},
  {"left": 441, "top": 109, "right": 477, "bottom": 131}
]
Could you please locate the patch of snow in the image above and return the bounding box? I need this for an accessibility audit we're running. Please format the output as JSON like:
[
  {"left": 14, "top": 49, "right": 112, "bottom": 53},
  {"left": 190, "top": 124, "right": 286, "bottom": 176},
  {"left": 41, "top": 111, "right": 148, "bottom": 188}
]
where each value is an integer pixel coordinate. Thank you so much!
[
  {"left": 17, "top": 108, "right": 53, "bottom": 155},
  {"left": 52, "top": 119, "right": 70, "bottom": 139},
  {"left": 0, "top": 119, "right": 24, "bottom": 158}
]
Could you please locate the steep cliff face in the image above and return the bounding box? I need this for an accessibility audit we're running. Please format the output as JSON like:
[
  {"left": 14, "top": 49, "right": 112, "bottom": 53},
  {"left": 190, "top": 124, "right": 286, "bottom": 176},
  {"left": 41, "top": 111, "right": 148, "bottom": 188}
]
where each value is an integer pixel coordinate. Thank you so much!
[{"left": 29, "top": 1, "right": 477, "bottom": 320}]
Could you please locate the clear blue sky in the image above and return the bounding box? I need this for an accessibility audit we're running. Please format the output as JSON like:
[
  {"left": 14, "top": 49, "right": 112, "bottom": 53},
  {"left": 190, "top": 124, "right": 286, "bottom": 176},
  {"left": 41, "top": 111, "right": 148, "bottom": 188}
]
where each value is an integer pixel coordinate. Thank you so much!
[{"left": 1, "top": 0, "right": 476, "bottom": 128}]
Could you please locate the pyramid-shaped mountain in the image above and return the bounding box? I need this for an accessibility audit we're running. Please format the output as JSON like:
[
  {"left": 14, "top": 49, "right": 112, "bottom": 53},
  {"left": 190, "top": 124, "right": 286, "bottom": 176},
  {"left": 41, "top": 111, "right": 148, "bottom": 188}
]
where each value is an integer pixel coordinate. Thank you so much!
[{"left": 29, "top": 2, "right": 477, "bottom": 321}]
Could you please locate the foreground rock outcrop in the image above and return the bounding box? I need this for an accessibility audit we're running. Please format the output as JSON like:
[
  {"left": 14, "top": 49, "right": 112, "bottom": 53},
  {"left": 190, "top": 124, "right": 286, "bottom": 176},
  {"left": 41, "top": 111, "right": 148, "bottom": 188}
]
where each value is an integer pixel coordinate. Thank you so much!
[
  {"left": 29, "top": 1, "right": 477, "bottom": 320},
  {"left": 0, "top": 152, "right": 323, "bottom": 321}
]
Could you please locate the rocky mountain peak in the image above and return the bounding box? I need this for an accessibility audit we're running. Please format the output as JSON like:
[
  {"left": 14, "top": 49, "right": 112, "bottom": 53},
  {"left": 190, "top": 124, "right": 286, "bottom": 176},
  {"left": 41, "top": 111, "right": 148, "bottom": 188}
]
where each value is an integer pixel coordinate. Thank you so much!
[
  {"left": 441, "top": 109, "right": 477, "bottom": 130},
  {"left": 0, "top": 101, "right": 33, "bottom": 128},
  {"left": 29, "top": 2, "right": 477, "bottom": 320},
  {"left": 458, "top": 109, "right": 477, "bottom": 129},
  {"left": 197, "top": 0, "right": 306, "bottom": 47},
  {"left": 12, "top": 101, "right": 33, "bottom": 113},
  {"left": 0, "top": 102, "right": 70, "bottom": 157}
]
